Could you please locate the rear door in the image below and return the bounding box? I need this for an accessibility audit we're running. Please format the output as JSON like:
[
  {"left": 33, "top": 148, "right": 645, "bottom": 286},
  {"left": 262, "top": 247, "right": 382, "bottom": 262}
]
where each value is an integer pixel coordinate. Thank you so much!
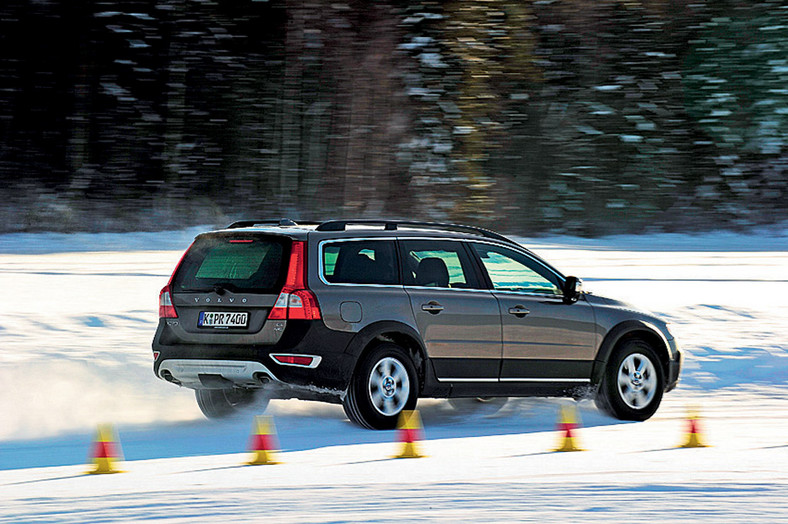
[
  {"left": 168, "top": 233, "right": 289, "bottom": 344},
  {"left": 399, "top": 239, "right": 502, "bottom": 381},
  {"left": 469, "top": 243, "right": 598, "bottom": 383}
]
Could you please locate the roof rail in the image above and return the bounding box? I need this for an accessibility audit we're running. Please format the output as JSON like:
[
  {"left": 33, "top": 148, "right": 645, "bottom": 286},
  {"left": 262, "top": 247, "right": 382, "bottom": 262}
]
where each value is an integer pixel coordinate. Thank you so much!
[
  {"left": 225, "top": 218, "right": 319, "bottom": 229},
  {"left": 315, "top": 219, "right": 517, "bottom": 245}
]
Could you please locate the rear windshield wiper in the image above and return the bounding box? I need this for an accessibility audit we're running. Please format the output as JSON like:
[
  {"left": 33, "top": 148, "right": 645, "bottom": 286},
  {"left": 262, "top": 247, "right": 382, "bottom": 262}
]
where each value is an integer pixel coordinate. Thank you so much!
[{"left": 213, "top": 282, "right": 240, "bottom": 294}]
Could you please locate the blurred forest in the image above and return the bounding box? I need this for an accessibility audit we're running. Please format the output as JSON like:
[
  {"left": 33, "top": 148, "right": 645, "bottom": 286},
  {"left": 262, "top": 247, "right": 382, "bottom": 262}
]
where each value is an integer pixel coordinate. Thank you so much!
[{"left": 0, "top": 0, "right": 786, "bottom": 234}]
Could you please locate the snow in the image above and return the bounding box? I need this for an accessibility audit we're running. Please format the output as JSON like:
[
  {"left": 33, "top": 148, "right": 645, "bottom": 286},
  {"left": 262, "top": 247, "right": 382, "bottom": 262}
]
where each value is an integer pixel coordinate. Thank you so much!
[
  {"left": 0, "top": 227, "right": 204, "bottom": 255},
  {"left": 1, "top": 225, "right": 787, "bottom": 521},
  {"left": 2, "top": 407, "right": 788, "bottom": 521}
]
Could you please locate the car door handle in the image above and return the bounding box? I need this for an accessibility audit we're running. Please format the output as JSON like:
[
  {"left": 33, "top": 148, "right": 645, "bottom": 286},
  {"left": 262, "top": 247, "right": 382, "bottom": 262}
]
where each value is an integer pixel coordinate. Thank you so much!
[
  {"left": 508, "top": 306, "right": 530, "bottom": 318},
  {"left": 421, "top": 302, "right": 444, "bottom": 314}
]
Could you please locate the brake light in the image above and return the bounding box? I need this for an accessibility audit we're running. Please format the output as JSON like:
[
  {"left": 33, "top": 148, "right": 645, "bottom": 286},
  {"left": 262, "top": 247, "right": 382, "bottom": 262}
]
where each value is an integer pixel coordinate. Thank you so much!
[
  {"left": 159, "top": 285, "right": 178, "bottom": 318},
  {"left": 268, "top": 241, "right": 321, "bottom": 320},
  {"left": 158, "top": 242, "right": 193, "bottom": 319}
]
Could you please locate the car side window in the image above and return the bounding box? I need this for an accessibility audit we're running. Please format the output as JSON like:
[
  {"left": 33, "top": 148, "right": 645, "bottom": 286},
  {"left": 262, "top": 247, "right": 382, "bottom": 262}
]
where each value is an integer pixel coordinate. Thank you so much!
[
  {"left": 400, "top": 240, "right": 481, "bottom": 289},
  {"left": 472, "top": 243, "right": 561, "bottom": 295},
  {"left": 322, "top": 240, "right": 399, "bottom": 285}
]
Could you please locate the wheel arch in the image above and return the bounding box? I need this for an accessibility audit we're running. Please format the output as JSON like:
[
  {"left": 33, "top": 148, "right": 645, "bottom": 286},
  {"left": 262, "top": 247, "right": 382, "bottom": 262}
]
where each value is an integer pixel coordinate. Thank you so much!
[
  {"left": 343, "top": 321, "right": 432, "bottom": 393},
  {"left": 591, "top": 320, "right": 672, "bottom": 387}
]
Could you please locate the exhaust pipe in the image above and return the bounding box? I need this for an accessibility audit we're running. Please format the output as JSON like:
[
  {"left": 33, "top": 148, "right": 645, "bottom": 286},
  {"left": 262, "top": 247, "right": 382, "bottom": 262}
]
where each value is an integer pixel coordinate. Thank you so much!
[
  {"left": 254, "top": 372, "right": 272, "bottom": 386},
  {"left": 161, "top": 370, "right": 182, "bottom": 386}
]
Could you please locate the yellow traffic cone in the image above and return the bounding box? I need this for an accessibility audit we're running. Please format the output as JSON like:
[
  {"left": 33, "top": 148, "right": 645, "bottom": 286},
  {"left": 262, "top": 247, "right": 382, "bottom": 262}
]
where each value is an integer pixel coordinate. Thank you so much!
[
  {"left": 393, "top": 410, "right": 425, "bottom": 459},
  {"left": 247, "top": 415, "right": 280, "bottom": 465},
  {"left": 553, "top": 405, "right": 584, "bottom": 452},
  {"left": 680, "top": 408, "right": 709, "bottom": 448},
  {"left": 87, "top": 424, "right": 123, "bottom": 474}
]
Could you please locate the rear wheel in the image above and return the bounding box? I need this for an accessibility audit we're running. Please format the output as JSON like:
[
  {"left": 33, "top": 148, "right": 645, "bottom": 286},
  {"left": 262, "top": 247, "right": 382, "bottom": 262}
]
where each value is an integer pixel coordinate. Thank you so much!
[
  {"left": 195, "top": 388, "right": 269, "bottom": 419},
  {"left": 343, "top": 344, "right": 418, "bottom": 429},
  {"left": 596, "top": 339, "right": 664, "bottom": 421}
]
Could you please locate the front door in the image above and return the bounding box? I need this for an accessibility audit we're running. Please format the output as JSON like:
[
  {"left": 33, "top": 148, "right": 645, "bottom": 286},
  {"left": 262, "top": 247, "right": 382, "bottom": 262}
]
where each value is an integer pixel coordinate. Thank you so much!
[
  {"left": 470, "top": 243, "right": 597, "bottom": 383},
  {"left": 399, "top": 240, "right": 502, "bottom": 381}
]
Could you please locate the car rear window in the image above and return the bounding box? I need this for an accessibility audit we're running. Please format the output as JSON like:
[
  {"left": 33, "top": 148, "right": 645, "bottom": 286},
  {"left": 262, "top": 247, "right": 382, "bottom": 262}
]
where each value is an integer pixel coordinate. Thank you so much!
[{"left": 172, "top": 236, "right": 287, "bottom": 293}]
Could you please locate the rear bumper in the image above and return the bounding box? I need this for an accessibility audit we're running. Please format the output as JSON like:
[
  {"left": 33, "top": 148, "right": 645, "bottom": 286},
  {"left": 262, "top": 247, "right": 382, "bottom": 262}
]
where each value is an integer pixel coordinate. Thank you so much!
[
  {"left": 152, "top": 320, "right": 356, "bottom": 394},
  {"left": 158, "top": 359, "right": 278, "bottom": 389},
  {"left": 665, "top": 337, "right": 682, "bottom": 392}
]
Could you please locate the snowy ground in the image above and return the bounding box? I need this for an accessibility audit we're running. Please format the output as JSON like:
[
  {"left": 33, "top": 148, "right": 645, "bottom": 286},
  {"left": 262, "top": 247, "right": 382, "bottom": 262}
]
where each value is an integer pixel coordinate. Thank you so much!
[{"left": 0, "top": 225, "right": 786, "bottom": 522}]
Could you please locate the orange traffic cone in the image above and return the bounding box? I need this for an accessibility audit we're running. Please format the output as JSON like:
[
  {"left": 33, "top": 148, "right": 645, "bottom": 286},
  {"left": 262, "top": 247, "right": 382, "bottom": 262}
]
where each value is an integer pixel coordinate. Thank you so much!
[
  {"left": 247, "top": 415, "right": 280, "bottom": 465},
  {"left": 680, "top": 408, "right": 709, "bottom": 448},
  {"left": 87, "top": 424, "right": 123, "bottom": 474},
  {"left": 553, "top": 404, "right": 584, "bottom": 452},
  {"left": 393, "top": 410, "right": 425, "bottom": 459}
]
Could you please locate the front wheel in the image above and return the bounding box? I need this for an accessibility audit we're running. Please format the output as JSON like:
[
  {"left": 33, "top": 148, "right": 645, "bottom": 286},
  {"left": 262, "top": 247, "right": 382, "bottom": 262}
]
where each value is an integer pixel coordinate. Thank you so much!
[
  {"left": 343, "top": 344, "right": 419, "bottom": 429},
  {"left": 596, "top": 339, "right": 665, "bottom": 421},
  {"left": 195, "top": 388, "right": 269, "bottom": 419}
]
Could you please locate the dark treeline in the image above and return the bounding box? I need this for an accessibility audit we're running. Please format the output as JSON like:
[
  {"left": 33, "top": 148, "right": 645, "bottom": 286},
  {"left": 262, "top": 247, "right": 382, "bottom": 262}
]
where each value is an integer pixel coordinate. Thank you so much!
[{"left": 0, "top": 1, "right": 786, "bottom": 234}]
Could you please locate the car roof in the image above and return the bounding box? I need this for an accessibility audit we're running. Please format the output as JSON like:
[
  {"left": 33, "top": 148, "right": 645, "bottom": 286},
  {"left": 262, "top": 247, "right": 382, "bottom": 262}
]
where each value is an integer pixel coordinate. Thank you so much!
[{"left": 214, "top": 219, "right": 521, "bottom": 245}]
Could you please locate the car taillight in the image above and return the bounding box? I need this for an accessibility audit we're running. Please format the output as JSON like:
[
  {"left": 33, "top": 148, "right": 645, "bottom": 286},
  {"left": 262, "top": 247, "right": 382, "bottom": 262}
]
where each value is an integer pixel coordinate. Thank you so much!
[
  {"left": 271, "top": 354, "right": 318, "bottom": 367},
  {"left": 159, "top": 285, "right": 178, "bottom": 318},
  {"left": 158, "top": 242, "right": 193, "bottom": 319},
  {"left": 268, "top": 241, "right": 321, "bottom": 321}
]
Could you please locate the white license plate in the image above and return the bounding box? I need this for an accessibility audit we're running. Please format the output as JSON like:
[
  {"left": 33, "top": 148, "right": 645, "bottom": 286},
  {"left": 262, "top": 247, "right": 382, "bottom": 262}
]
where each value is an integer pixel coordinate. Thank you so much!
[{"left": 198, "top": 311, "right": 248, "bottom": 328}]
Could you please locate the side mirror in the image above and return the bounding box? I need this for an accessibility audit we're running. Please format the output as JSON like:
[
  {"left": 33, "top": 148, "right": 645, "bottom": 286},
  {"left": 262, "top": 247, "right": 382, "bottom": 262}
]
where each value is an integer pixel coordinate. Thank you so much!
[{"left": 562, "top": 276, "right": 582, "bottom": 304}]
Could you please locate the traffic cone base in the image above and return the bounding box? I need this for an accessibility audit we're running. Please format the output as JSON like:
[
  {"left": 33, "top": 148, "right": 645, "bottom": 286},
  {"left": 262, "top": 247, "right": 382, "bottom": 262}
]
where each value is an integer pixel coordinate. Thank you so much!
[
  {"left": 395, "top": 441, "right": 423, "bottom": 459},
  {"left": 88, "top": 457, "right": 123, "bottom": 475},
  {"left": 248, "top": 449, "right": 280, "bottom": 466},
  {"left": 393, "top": 410, "right": 426, "bottom": 459},
  {"left": 681, "top": 432, "right": 709, "bottom": 448},
  {"left": 554, "top": 436, "right": 583, "bottom": 452}
]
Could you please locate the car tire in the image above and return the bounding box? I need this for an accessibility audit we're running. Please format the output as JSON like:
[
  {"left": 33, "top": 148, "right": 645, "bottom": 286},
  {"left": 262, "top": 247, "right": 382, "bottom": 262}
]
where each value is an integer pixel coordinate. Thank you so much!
[
  {"left": 596, "top": 339, "right": 665, "bottom": 421},
  {"left": 195, "top": 388, "right": 269, "bottom": 419},
  {"left": 343, "top": 343, "right": 419, "bottom": 430},
  {"left": 447, "top": 397, "right": 508, "bottom": 414}
]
